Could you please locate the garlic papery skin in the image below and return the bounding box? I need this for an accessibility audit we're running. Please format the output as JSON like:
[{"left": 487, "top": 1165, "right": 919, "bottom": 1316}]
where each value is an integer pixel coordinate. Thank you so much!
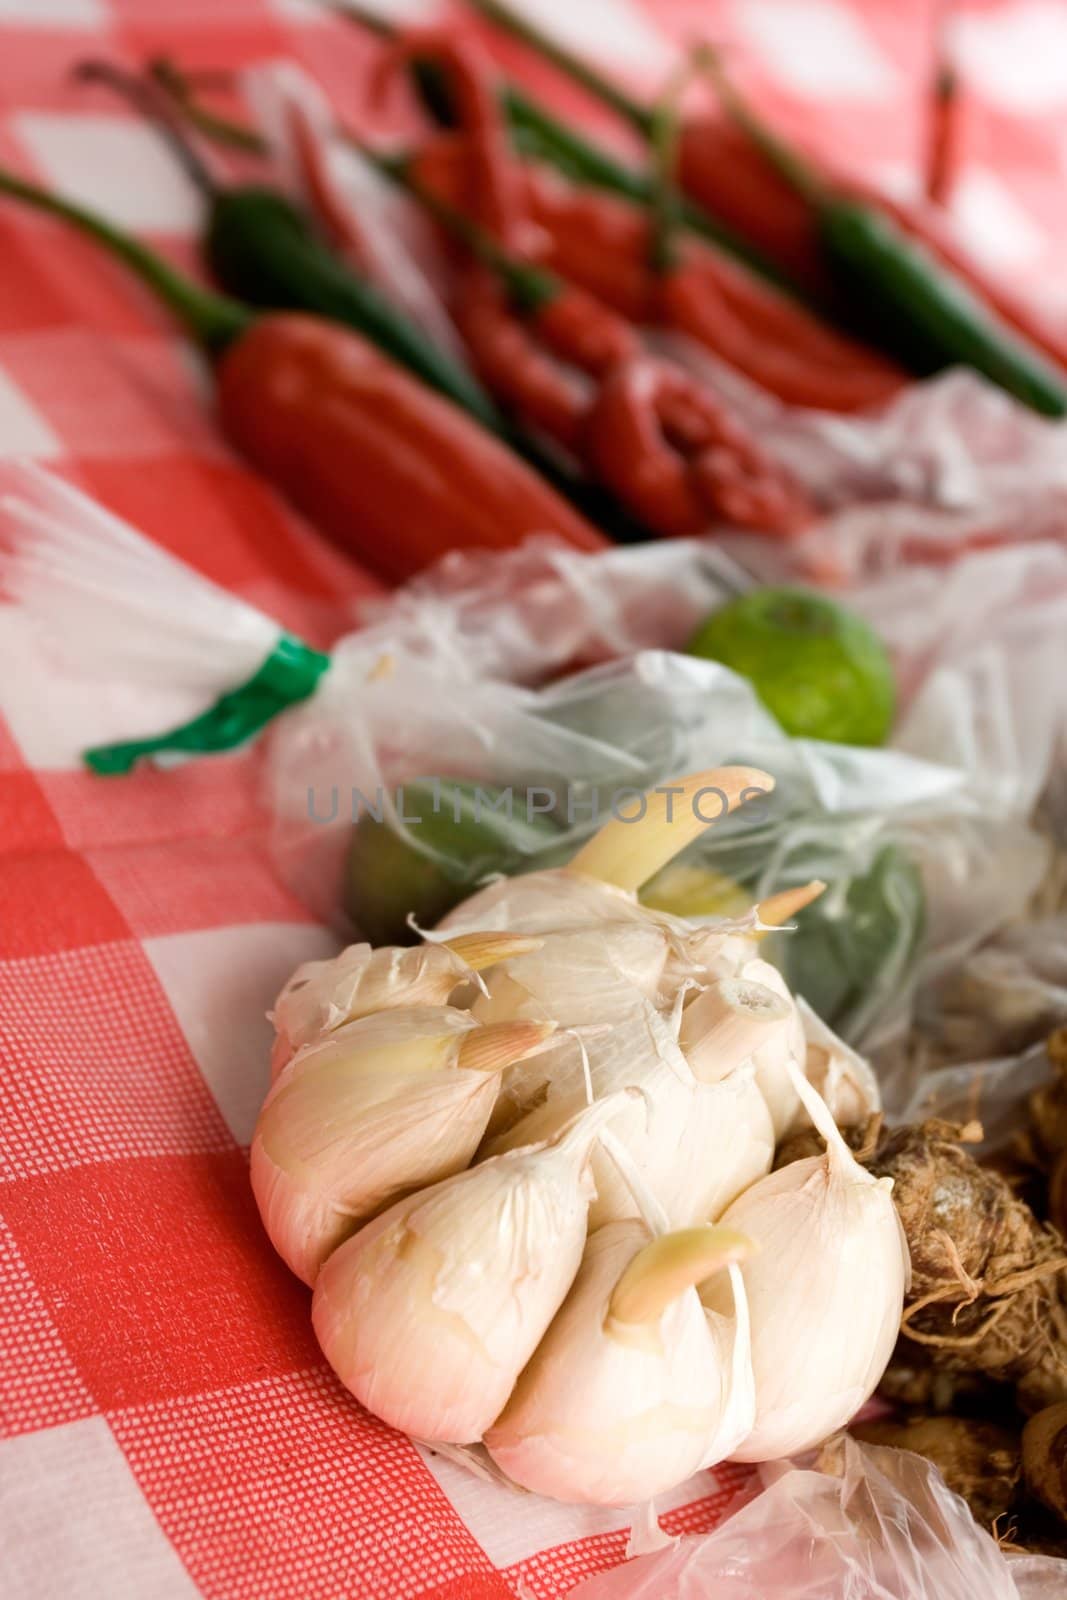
[
  {"left": 251, "top": 1007, "right": 554, "bottom": 1285},
  {"left": 738, "top": 958, "right": 808, "bottom": 1138},
  {"left": 472, "top": 924, "right": 672, "bottom": 1027},
  {"left": 470, "top": 924, "right": 673, "bottom": 1136},
  {"left": 488, "top": 1000, "right": 774, "bottom": 1229},
  {"left": 484, "top": 1221, "right": 753, "bottom": 1506},
  {"left": 701, "top": 1063, "right": 908, "bottom": 1463},
  {"left": 311, "top": 1093, "right": 633, "bottom": 1444},
  {"left": 440, "top": 868, "right": 656, "bottom": 940},
  {"left": 270, "top": 932, "right": 540, "bottom": 1079},
  {"left": 795, "top": 995, "right": 881, "bottom": 1129}
]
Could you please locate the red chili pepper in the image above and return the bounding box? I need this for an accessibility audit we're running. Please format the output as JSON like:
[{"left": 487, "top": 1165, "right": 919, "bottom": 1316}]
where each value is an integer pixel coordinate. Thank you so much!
[
  {"left": 407, "top": 133, "right": 902, "bottom": 412},
  {"left": 218, "top": 314, "right": 604, "bottom": 581},
  {"left": 585, "top": 358, "right": 811, "bottom": 539},
  {"left": 369, "top": 41, "right": 815, "bottom": 536},
  {"left": 676, "top": 115, "right": 1067, "bottom": 384},
  {"left": 523, "top": 164, "right": 903, "bottom": 411},
  {"left": 926, "top": 61, "right": 963, "bottom": 208},
  {"left": 676, "top": 116, "right": 829, "bottom": 293},
  {"left": 0, "top": 169, "right": 605, "bottom": 584},
  {"left": 454, "top": 268, "right": 593, "bottom": 452},
  {"left": 372, "top": 31, "right": 528, "bottom": 247},
  {"left": 455, "top": 267, "right": 640, "bottom": 453}
]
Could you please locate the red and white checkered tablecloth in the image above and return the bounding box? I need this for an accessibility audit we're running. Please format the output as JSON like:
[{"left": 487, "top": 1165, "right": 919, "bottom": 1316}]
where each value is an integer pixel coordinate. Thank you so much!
[{"left": 3, "top": 3, "right": 1067, "bottom": 1597}]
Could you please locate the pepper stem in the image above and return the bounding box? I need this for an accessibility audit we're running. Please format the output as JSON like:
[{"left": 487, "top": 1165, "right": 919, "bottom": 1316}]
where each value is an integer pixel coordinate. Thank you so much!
[
  {"left": 322, "top": 0, "right": 394, "bottom": 40},
  {"left": 76, "top": 60, "right": 220, "bottom": 196},
  {"left": 647, "top": 60, "right": 695, "bottom": 275},
  {"left": 385, "top": 159, "right": 559, "bottom": 313},
  {"left": 468, "top": 0, "right": 652, "bottom": 134},
  {"left": 148, "top": 57, "right": 267, "bottom": 156},
  {"left": 694, "top": 44, "right": 826, "bottom": 206},
  {"left": 0, "top": 166, "right": 250, "bottom": 354}
]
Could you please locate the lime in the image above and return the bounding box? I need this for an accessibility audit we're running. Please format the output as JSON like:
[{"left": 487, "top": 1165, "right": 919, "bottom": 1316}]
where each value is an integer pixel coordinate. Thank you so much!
[
  {"left": 771, "top": 844, "right": 926, "bottom": 1042},
  {"left": 687, "top": 587, "right": 895, "bottom": 746},
  {"left": 343, "top": 779, "right": 560, "bottom": 945}
]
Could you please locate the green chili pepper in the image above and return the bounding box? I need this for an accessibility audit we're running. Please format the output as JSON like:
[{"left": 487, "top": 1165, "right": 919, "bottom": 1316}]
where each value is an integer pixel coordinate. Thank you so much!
[{"left": 77, "top": 61, "right": 504, "bottom": 433}]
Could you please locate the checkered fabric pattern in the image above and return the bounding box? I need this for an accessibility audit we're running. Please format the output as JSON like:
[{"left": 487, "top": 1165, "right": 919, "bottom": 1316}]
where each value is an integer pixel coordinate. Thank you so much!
[{"left": 2, "top": 2, "right": 1067, "bottom": 1596}]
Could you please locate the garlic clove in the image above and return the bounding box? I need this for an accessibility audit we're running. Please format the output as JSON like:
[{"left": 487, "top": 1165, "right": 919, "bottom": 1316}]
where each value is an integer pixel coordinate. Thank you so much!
[
  {"left": 754, "top": 879, "right": 826, "bottom": 932},
  {"left": 485, "top": 1220, "right": 753, "bottom": 1506},
  {"left": 251, "top": 1008, "right": 554, "bottom": 1286},
  {"left": 311, "top": 1093, "right": 633, "bottom": 1444},
  {"left": 489, "top": 1001, "right": 775, "bottom": 1229},
  {"left": 608, "top": 1225, "right": 752, "bottom": 1324},
  {"left": 269, "top": 932, "right": 537, "bottom": 1078},
  {"left": 702, "top": 1062, "right": 908, "bottom": 1462},
  {"left": 679, "top": 977, "right": 790, "bottom": 1084},
  {"left": 472, "top": 924, "right": 672, "bottom": 1029},
  {"left": 567, "top": 767, "right": 775, "bottom": 893},
  {"left": 455, "top": 1018, "right": 557, "bottom": 1075}
]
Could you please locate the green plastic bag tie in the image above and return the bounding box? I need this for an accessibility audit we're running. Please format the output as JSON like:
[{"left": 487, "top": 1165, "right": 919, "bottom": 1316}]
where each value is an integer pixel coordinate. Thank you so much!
[{"left": 83, "top": 633, "right": 331, "bottom": 776}]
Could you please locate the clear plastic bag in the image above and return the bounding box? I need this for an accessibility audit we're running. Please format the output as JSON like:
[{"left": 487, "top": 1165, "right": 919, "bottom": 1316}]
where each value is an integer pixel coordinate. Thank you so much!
[
  {"left": 269, "top": 536, "right": 1065, "bottom": 1096},
  {"left": 3, "top": 469, "right": 1065, "bottom": 1091},
  {"left": 657, "top": 334, "right": 1067, "bottom": 582},
  {"left": 564, "top": 1437, "right": 1067, "bottom": 1599}
]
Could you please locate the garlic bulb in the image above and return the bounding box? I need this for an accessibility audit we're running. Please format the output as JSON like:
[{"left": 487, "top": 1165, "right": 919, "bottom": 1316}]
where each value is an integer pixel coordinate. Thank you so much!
[
  {"left": 487, "top": 993, "right": 775, "bottom": 1228},
  {"left": 270, "top": 931, "right": 538, "bottom": 1078},
  {"left": 702, "top": 1063, "right": 909, "bottom": 1461},
  {"left": 251, "top": 1006, "right": 553, "bottom": 1285},
  {"left": 311, "top": 1093, "right": 633, "bottom": 1444},
  {"left": 485, "top": 1221, "right": 754, "bottom": 1505}
]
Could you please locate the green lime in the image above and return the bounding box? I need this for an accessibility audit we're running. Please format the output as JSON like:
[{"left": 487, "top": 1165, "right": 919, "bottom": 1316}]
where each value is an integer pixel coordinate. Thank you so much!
[
  {"left": 343, "top": 779, "right": 560, "bottom": 945},
  {"left": 687, "top": 587, "right": 895, "bottom": 746},
  {"left": 771, "top": 844, "right": 926, "bottom": 1042}
]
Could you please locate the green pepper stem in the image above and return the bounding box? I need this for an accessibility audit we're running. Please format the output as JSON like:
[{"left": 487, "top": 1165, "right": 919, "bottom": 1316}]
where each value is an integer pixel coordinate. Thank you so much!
[
  {"left": 389, "top": 160, "right": 559, "bottom": 312},
  {"left": 468, "top": 0, "right": 652, "bottom": 133},
  {"left": 646, "top": 62, "right": 693, "bottom": 276},
  {"left": 693, "top": 45, "right": 826, "bottom": 206},
  {"left": 76, "top": 59, "right": 220, "bottom": 196},
  {"left": 499, "top": 86, "right": 790, "bottom": 288},
  {"left": 149, "top": 57, "right": 267, "bottom": 155},
  {"left": 0, "top": 166, "right": 250, "bottom": 353},
  {"left": 322, "top": 0, "right": 394, "bottom": 40}
]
